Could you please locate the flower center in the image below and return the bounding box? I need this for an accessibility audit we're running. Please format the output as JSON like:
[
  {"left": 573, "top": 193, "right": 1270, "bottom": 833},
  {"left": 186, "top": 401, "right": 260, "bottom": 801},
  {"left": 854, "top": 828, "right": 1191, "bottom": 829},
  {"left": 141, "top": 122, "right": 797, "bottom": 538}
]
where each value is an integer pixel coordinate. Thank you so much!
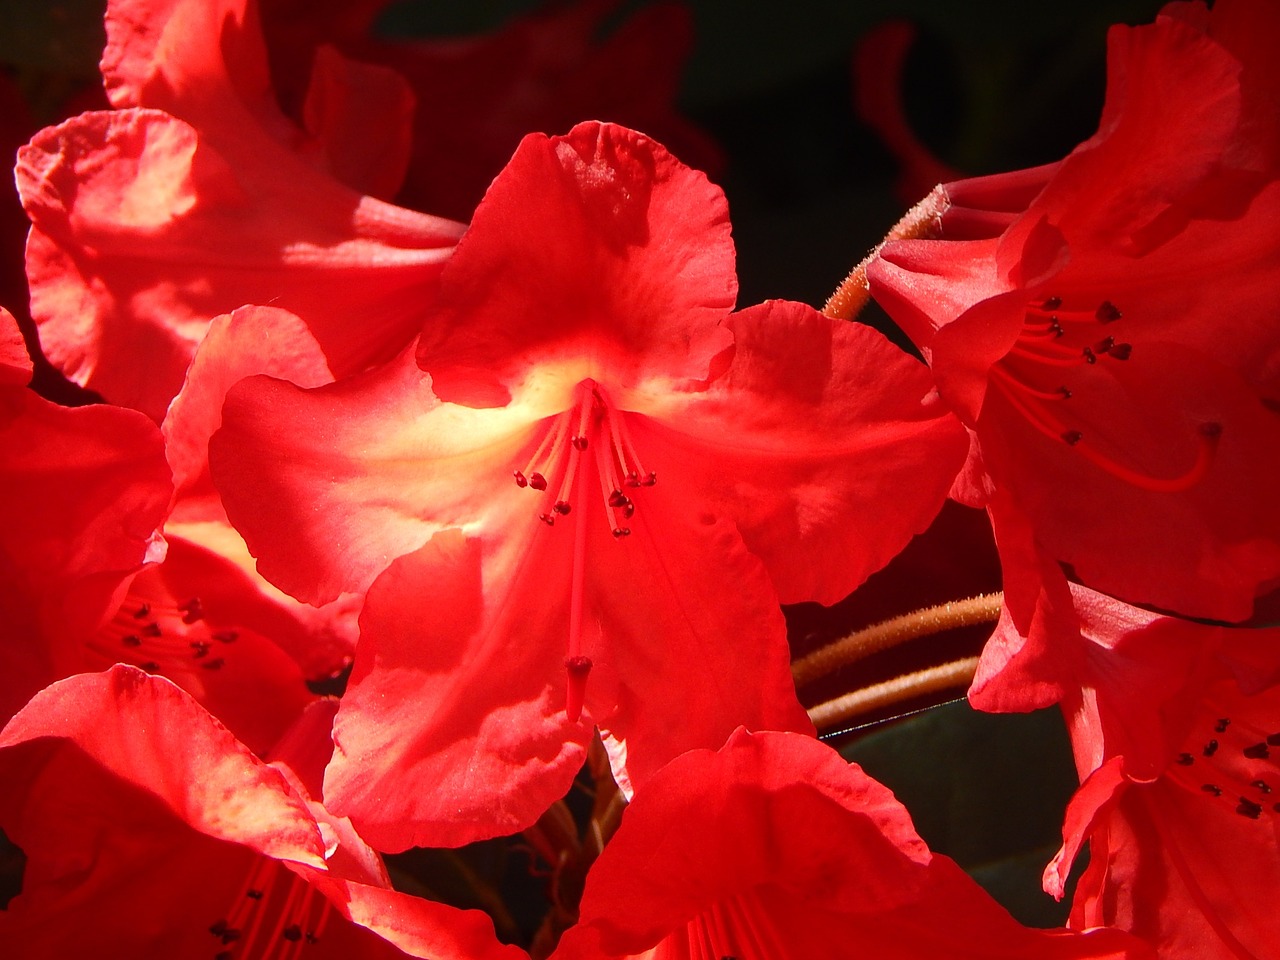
[
  {"left": 1168, "top": 707, "right": 1280, "bottom": 823},
  {"left": 207, "top": 857, "right": 331, "bottom": 959},
  {"left": 511, "top": 379, "right": 656, "bottom": 721},
  {"left": 988, "top": 295, "right": 1220, "bottom": 493},
  {"left": 86, "top": 592, "right": 238, "bottom": 676}
]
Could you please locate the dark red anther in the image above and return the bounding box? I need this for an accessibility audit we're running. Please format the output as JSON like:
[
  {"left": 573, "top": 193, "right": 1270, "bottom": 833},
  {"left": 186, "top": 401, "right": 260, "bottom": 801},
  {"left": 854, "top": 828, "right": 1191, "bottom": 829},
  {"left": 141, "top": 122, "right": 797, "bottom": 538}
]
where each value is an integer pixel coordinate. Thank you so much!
[
  {"left": 572, "top": 436, "right": 589, "bottom": 451},
  {"left": 1082, "top": 346, "right": 1097, "bottom": 364},
  {"left": 1202, "top": 784, "right": 1223, "bottom": 796},
  {"left": 1109, "top": 342, "right": 1132, "bottom": 360},
  {"left": 1057, "top": 386, "right": 1072, "bottom": 399},
  {"left": 1176, "top": 753, "right": 1195, "bottom": 766},
  {"left": 141, "top": 622, "right": 162, "bottom": 638},
  {"left": 553, "top": 501, "right": 572, "bottom": 515},
  {"left": 642, "top": 471, "right": 657, "bottom": 486},
  {"left": 122, "top": 634, "right": 141, "bottom": 647},
  {"left": 607, "top": 489, "right": 627, "bottom": 507},
  {"left": 513, "top": 470, "right": 528, "bottom": 488},
  {"left": 1062, "top": 430, "right": 1083, "bottom": 446},
  {"left": 1049, "top": 318, "right": 1064, "bottom": 337},
  {"left": 213, "top": 630, "right": 238, "bottom": 643},
  {"left": 283, "top": 925, "right": 303, "bottom": 943},
  {"left": 539, "top": 513, "right": 556, "bottom": 526},
  {"left": 1042, "top": 296, "right": 1063, "bottom": 310},
  {"left": 133, "top": 603, "right": 151, "bottom": 619},
  {"left": 622, "top": 499, "right": 635, "bottom": 518},
  {"left": 612, "top": 527, "right": 631, "bottom": 538},
  {"left": 1243, "top": 742, "right": 1270, "bottom": 760},
  {"left": 1200, "top": 422, "right": 1223, "bottom": 440},
  {"left": 201, "top": 658, "right": 225, "bottom": 671},
  {"left": 1252, "top": 780, "right": 1272, "bottom": 794},
  {"left": 179, "top": 598, "right": 204, "bottom": 624},
  {"left": 1095, "top": 336, "right": 1114, "bottom": 355},
  {"left": 1095, "top": 301, "right": 1122, "bottom": 323},
  {"left": 1204, "top": 739, "right": 1220, "bottom": 757},
  {"left": 189, "top": 641, "right": 211, "bottom": 659},
  {"left": 529, "top": 472, "right": 548, "bottom": 491},
  {"left": 1215, "top": 718, "right": 1231, "bottom": 733},
  {"left": 140, "top": 661, "right": 160, "bottom": 673},
  {"left": 1236, "top": 797, "right": 1263, "bottom": 819},
  {"left": 246, "top": 889, "right": 264, "bottom": 900},
  {"left": 1268, "top": 732, "right": 1280, "bottom": 746}
]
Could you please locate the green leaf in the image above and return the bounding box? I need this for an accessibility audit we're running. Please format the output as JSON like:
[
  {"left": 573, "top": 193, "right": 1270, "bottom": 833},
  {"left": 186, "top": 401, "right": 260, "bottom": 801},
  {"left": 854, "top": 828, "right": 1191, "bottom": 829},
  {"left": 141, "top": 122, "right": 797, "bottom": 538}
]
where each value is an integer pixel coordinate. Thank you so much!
[{"left": 839, "top": 700, "right": 1080, "bottom": 927}]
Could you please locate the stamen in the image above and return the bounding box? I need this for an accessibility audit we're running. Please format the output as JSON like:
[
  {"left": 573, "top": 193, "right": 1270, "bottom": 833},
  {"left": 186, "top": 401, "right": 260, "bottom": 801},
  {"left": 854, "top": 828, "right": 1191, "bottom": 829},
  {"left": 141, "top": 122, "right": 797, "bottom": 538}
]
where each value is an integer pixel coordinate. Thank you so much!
[
  {"left": 1068, "top": 422, "right": 1220, "bottom": 494},
  {"left": 600, "top": 391, "right": 656, "bottom": 487},
  {"left": 1009, "top": 338, "right": 1092, "bottom": 368},
  {"left": 209, "top": 858, "right": 331, "bottom": 959},
  {"left": 989, "top": 374, "right": 1221, "bottom": 494},
  {"left": 515, "top": 409, "right": 572, "bottom": 489},
  {"left": 87, "top": 593, "right": 240, "bottom": 679},
  {"left": 505, "top": 379, "right": 660, "bottom": 718},
  {"left": 1167, "top": 708, "right": 1280, "bottom": 824},
  {"left": 990, "top": 365, "right": 1071, "bottom": 403}
]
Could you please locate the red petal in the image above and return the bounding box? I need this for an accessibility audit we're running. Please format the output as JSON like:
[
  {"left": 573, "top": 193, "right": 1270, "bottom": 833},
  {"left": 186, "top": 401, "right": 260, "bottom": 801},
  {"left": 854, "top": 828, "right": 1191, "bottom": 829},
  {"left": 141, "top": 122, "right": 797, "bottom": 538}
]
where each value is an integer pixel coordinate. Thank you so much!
[
  {"left": 0, "top": 306, "right": 31, "bottom": 386},
  {"left": 650, "top": 300, "right": 967, "bottom": 604},
  {"left": 324, "top": 529, "right": 593, "bottom": 851},
  {"left": 301, "top": 45, "right": 415, "bottom": 200},
  {"left": 0, "top": 391, "right": 171, "bottom": 720},
  {"left": 19, "top": 108, "right": 461, "bottom": 420},
  {"left": 557, "top": 729, "right": 1151, "bottom": 960},
  {"left": 0, "top": 666, "right": 324, "bottom": 861},
  {"left": 163, "top": 304, "right": 334, "bottom": 498},
  {"left": 416, "top": 121, "right": 735, "bottom": 402},
  {"left": 211, "top": 349, "right": 530, "bottom": 605},
  {"left": 588, "top": 487, "right": 814, "bottom": 795}
]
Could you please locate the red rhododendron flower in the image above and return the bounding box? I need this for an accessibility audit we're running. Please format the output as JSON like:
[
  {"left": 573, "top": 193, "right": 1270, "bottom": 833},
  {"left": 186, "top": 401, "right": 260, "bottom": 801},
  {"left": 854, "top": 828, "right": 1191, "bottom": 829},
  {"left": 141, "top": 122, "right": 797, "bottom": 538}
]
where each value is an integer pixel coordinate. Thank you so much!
[
  {"left": 0, "top": 306, "right": 337, "bottom": 753},
  {"left": 1029, "top": 599, "right": 1280, "bottom": 959},
  {"left": 551, "top": 728, "right": 1151, "bottom": 959},
  {"left": 866, "top": 0, "right": 1280, "bottom": 622},
  {"left": 0, "top": 306, "right": 171, "bottom": 718},
  {"left": 0, "top": 666, "right": 523, "bottom": 959},
  {"left": 210, "top": 121, "right": 967, "bottom": 849},
  {"left": 17, "top": 0, "right": 463, "bottom": 421},
  {"left": 258, "top": 0, "right": 725, "bottom": 222}
]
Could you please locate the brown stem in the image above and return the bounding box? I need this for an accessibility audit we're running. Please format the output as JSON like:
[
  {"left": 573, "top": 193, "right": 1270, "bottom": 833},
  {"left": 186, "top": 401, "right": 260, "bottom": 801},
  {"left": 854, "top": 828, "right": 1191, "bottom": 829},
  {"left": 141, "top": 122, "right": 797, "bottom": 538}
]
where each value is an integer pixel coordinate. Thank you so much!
[
  {"left": 807, "top": 656, "right": 980, "bottom": 730},
  {"left": 822, "top": 184, "right": 950, "bottom": 321},
  {"left": 792, "top": 592, "right": 1003, "bottom": 688}
]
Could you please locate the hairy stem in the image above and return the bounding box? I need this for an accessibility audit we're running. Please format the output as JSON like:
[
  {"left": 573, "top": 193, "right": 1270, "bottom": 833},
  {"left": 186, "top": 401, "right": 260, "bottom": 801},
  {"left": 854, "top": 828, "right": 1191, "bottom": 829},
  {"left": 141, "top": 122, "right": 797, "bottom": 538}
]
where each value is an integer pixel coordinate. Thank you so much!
[
  {"left": 822, "top": 184, "right": 950, "bottom": 320},
  {"left": 808, "top": 656, "right": 980, "bottom": 730},
  {"left": 792, "top": 592, "right": 1002, "bottom": 687}
]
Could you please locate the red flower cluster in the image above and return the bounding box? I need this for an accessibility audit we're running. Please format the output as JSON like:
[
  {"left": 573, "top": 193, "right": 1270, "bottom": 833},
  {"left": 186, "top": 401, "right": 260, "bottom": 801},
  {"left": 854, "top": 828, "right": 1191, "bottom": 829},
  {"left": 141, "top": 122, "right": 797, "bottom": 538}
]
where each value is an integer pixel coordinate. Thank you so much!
[{"left": 1, "top": 0, "right": 1276, "bottom": 957}]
